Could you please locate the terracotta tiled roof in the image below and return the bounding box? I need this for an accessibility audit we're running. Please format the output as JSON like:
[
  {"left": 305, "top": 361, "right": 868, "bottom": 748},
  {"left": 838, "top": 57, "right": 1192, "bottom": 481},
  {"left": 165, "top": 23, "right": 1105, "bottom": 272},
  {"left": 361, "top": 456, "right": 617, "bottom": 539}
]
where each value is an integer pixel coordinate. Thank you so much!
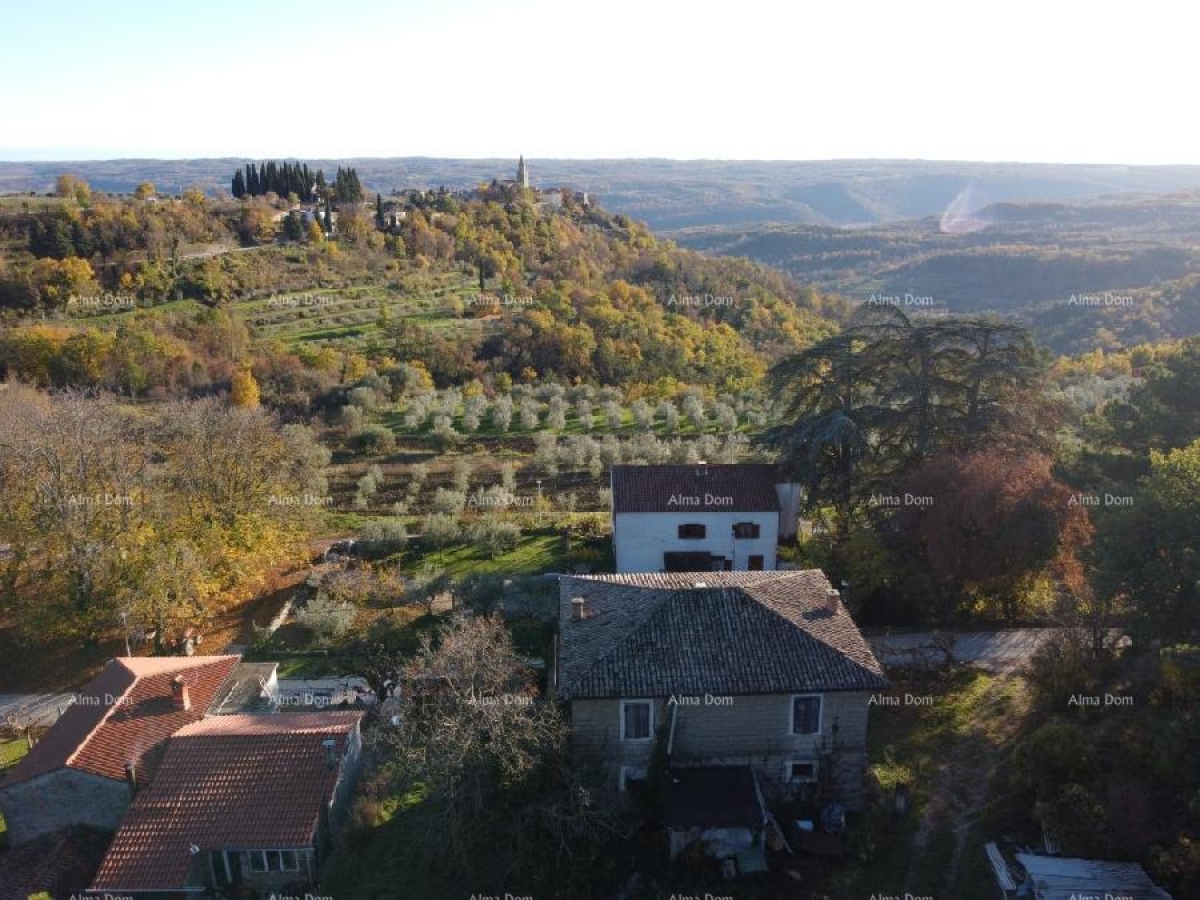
[
  {"left": 91, "top": 712, "right": 363, "bottom": 892},
  {"left": 558, "top": 570, "right": 887, "bottom": 699},
  {"left": 610, "top": 464, "right": 784, "bottom": 514},
  {"left": 0, "top": 655, "right": 240, "bottom": 789}
]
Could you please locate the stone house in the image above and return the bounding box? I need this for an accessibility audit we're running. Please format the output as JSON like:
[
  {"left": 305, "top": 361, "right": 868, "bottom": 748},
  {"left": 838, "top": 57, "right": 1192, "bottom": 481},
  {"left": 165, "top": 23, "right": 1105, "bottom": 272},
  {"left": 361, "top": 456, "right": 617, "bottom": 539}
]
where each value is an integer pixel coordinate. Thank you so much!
[
  {"left": 0, "top": 655, "right": 241, "bottom": 846},
  {"left": 554, "top": 570, "right": 887, "bottom": 814}
]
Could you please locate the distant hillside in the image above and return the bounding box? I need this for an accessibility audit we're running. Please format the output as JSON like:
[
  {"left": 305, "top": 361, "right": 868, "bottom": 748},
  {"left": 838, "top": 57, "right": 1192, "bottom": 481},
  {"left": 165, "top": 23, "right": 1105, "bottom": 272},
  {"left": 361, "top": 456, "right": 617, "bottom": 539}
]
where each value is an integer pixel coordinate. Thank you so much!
[
  {"left": 673, "top": 191, "right": 1200, "bottom": 353},
  {"left": 0, "top": 182, "right": 839, "bottom": 396},
  {"left": 5, "top": 158, "right": 1200, "bottom": 230}
]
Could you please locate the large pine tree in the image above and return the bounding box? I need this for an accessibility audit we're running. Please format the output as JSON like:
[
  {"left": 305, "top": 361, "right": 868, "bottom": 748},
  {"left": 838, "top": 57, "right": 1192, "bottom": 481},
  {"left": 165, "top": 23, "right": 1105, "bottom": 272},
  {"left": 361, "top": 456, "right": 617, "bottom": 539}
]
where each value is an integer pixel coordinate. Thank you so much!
[{"left": 762, "top": 306, "right": 1043, "bottom": 527}]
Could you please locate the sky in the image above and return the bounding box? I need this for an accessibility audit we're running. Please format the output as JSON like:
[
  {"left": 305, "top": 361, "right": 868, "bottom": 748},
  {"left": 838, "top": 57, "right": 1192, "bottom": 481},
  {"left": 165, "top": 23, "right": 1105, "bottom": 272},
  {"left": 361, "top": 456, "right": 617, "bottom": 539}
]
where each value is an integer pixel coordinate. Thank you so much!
[{"left": 2, "top": 0, "right": 1196, "bottom": 164}]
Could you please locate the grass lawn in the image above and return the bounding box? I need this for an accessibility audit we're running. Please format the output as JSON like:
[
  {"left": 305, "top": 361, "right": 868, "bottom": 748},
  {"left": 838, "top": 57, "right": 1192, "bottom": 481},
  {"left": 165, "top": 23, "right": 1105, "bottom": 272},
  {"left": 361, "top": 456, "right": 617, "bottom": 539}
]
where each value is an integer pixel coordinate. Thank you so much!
[
  {"left": 0, "top": 738, "right": 30, "bottom": 848},
  {"left": 271, "top": 655, "right": 345, "bottom": 679},
  {"left": 402, "top": 529, "right": 571, "bottom": 578},
  {"left": 1, "top": 737, "right": 29, "bottom": 771}
]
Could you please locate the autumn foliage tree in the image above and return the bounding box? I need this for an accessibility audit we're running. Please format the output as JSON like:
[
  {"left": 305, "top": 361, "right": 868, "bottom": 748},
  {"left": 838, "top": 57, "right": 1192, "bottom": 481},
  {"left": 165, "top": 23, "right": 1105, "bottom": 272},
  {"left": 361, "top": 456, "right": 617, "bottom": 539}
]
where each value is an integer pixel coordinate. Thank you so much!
[
  {"left": 887, "top": 448, "right": 1093, "bottom": 622},
  {"left": 332, "top": 614, "right": 622, "bottom": 896},
  {"left": 0, "top": 386, "right": 329, "bottom": 642},
  {"left": 55, "top": 173, "right": 91, "bottom": 203},
  {"left": 230, "top": 365, "right": 261, "bottom": 407}
]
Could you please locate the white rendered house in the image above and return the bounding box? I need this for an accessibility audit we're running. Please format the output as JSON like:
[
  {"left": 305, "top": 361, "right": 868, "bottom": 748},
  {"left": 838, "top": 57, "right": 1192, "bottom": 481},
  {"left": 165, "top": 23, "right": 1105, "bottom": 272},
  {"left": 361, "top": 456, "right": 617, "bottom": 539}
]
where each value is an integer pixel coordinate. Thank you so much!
[{"left": 609, "top": 464, "right": 802, "bottom": 573}]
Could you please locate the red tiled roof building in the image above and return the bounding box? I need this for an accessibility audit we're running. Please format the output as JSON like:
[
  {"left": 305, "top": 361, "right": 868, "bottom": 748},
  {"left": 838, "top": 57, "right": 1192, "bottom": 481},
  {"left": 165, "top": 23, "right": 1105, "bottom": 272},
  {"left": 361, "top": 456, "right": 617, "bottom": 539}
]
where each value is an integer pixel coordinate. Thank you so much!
[{"left": 0, "top": 656, "right": 239, "bottom": 847}]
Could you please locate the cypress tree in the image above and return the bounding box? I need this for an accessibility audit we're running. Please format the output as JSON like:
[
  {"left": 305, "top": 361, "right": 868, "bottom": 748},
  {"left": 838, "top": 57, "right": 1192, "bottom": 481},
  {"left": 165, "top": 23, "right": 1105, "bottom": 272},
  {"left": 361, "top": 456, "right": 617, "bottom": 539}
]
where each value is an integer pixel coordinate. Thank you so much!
[
  {"left": 282, "top": 210, "right": 304, "bottom": 241},
  {"left": 232, "top": 169, "right": 246, "bottom": 199},
  {"left": 375, "top": 193, "right": 385, "bottom": 229}
]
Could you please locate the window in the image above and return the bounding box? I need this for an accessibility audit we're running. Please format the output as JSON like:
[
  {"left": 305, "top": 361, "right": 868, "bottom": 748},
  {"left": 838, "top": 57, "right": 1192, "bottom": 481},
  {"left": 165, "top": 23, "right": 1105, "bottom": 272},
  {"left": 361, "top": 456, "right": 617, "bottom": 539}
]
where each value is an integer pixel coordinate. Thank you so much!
[
  {"left": 248, "top": 850, "right": 299, "bottom": 873},
  {"left": 748, "top": 554, "right": 764, "bottom": 570},
  {"left": 213, "top": 851, "right": 234, "bottom": 886},
  {"left": 678, "top": 523, "right": 706, "bottom": 539},
  {"left": 791, "top": 695, "right": 822, "bottom": 735},
  {"left": 619, "top": 766, "right": 648, "bottom": 792},
  {"left": 787, "top": 760, "right": 818, "bottom": 783},
  {"left": 621, "top": 700, "right": 653, "bottom": 741},
  {"left": 733, "top": 522, "right": 761, "bottom": 539},
  {"left": 664, "top": 551, "right": 716, "bottom": 571}
]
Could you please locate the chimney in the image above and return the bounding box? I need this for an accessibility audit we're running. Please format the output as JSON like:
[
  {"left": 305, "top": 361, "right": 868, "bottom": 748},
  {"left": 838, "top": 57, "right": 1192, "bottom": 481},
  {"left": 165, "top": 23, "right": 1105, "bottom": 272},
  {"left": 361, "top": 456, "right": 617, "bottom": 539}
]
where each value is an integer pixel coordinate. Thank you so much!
[
  {"left": 322, "top": 738, "right": 338, "bottom": 769},
  {"left": 171, "top": 675, "right": 191, "bottom": 711},
  {"left": 570, "top": 597, "right": 589, "bottom": 620},
  {"left": 124, "top": 762, "right": 138, "bottom": 796},
  {"left": 825, "top": 588, "right": 841, "bottom": 614}
]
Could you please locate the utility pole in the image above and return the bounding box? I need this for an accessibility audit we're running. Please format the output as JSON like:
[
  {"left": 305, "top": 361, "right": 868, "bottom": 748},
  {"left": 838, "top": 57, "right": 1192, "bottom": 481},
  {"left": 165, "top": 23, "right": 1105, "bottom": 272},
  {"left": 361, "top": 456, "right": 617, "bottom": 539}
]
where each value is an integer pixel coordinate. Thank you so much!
[{"left": 119, "top": 611, "right": 132, "bottom": 657}]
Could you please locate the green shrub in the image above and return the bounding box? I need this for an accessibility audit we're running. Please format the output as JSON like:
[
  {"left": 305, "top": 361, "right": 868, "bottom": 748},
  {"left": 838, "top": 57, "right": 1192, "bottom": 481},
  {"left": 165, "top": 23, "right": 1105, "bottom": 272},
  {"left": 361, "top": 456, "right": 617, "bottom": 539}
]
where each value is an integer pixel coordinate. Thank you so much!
[
  {"left": 361, "top": 518, "right": 408, "bottom": 555},
  {"left": 350, "top": 424, "right": 396, "bottom": 455},
  {"left": 421, "top": 513, "right": 461, "bottom": 547},
  {"left": 468, "top": 519, "right": 522, "bottom": 557},
  {"left": 296, "top": 592, "right": 356, "bottom": 643}
]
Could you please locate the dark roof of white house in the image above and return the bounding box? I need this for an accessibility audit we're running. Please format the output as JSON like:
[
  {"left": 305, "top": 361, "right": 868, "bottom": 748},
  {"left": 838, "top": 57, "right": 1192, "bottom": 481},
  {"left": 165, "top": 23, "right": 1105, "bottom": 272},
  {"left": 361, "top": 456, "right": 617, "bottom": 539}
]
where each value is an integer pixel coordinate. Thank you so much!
[
  {"left": 610, "top": 464, "right": 783, "bottom": 514},
  {"left": 557, "top": 571, "right": 887, "bottom": 699}
]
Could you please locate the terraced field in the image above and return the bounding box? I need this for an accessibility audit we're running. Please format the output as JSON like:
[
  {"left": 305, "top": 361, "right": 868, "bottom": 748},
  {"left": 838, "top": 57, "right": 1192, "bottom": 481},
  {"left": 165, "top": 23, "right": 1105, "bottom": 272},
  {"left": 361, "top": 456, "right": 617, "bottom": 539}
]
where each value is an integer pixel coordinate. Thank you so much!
[
  {"left": 57, "top": 269, "right": 495, "bottom": 353},
  {"left": 239, "top": 273, "right": 488, "bottom": 350}
]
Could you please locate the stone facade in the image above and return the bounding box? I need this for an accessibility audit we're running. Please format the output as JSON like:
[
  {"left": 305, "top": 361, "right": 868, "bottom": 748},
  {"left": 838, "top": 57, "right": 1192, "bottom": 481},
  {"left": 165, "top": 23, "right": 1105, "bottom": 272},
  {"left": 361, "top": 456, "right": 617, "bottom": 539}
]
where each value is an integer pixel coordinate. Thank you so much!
[
  {"left": 0, "top": 768, "right": 130, "bottom": 846},
  {"left": 570, "top": 690, "right": 873, "bottom": 808}
]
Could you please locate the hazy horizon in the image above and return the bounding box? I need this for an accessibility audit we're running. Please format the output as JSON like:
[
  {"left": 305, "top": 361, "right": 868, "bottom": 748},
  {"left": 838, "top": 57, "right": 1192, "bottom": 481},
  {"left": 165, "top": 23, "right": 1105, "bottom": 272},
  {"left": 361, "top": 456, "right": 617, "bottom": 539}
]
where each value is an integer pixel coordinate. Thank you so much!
[{"left": 6, "top": 153, "right": 1200, "bottom": 168}]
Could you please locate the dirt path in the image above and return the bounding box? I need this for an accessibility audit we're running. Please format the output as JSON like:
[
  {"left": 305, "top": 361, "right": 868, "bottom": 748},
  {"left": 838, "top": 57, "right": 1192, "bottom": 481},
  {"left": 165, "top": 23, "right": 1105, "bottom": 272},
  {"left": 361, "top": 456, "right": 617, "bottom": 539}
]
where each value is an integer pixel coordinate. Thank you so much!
[
  {"left": 205, "top": 538, "right": 347, "bottom": 651},
  {"left": 902, "top": 672, "right": 1030, "bottom": 894}
]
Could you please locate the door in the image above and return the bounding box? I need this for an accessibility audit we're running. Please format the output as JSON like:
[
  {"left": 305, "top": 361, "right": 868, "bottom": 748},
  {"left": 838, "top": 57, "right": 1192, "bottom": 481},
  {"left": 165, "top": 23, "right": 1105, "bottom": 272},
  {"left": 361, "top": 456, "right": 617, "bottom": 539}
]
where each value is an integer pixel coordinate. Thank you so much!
[{"left": 664, "top": 551, "right": 715, "bottom": 571}]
